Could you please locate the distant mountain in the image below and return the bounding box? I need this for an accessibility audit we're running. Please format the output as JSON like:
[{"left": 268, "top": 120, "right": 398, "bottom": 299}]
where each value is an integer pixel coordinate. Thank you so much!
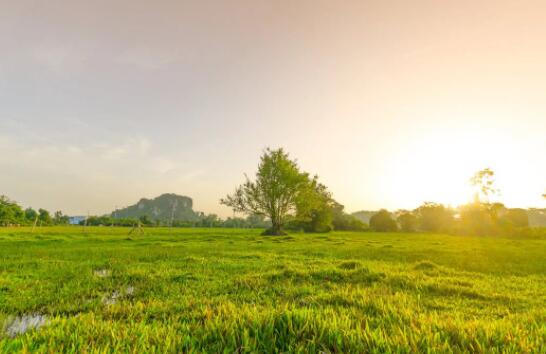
[
  {"left": 111, "top": 194, "right": 201, "bottom": 222},
  {"left": 351, "top": 210, "right": 376, "bottom": 224}
]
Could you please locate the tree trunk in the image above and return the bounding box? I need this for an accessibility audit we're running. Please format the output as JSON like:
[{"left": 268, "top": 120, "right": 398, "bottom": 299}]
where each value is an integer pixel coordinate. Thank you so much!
[
  {"left": 272, "top": 221, "right": 281, "bottom": 235},
  {"left": 263, "top": 219, "right": 286, "bottom": 236}
]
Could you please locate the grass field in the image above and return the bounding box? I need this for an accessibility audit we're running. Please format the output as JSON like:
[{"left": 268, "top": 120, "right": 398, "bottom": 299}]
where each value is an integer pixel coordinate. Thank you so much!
[{"left": 0, "top": 227, "right": 545, "bottom": 353}]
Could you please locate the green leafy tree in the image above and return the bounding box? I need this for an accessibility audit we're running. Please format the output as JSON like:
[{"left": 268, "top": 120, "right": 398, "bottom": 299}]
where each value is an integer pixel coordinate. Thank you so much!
[
  {"left": 415, "top": 202, "right": 453, "bottom": 233},
  {"left": 84, "top": 215, "right": 115, "bottom": 226},
  {"left": 25, "top": 208, "right": 38, "bottom": 223},
  {"left": 38, "top": 208, "right": 52, "bottom": 225},
  {"left": 0, "top": 196, "right": 25, "bottom": 226},
  {"left": 222, "top": 217, "right": 246, "bottom": 228},
  {"left": 295, "top": 179, "right": 335, "bottom": 233},
  {"left": 139, "top": 215, "right": 152, "bottom": 226},
  {"left": 199, "top": 214, "right": 222, "bottom": 228},
  {"left": 397, "top": 211, "right": 418, "bottom": 232},
  {"left": 369, "top": 209, "right": 398, "bottom": 232},
  {"left": 221, "top": 148, "right": 309, "bottom": 235},
  {"left": 53, "top": 211, "right": 69, "bottom": 225},
  {"left": 331, "top": 203, "right": 367, "bottom": 231}
]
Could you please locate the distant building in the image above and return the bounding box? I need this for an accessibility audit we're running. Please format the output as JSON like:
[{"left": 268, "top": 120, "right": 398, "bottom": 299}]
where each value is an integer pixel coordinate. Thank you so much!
[{"left": 68, "top": 216, "right": 86, "bottom": 225}]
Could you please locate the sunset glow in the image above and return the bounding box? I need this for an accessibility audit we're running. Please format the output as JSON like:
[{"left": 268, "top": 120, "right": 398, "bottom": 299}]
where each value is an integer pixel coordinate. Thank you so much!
[
  {"left": 1, "top": 2, "right": 545, "bottom": 352},
  {"left": 1, "top": 0, "right": 545, "bottom": 215}
]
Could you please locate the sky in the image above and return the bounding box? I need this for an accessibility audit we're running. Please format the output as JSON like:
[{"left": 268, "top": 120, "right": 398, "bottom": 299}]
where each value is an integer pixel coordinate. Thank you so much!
[{"left": 1, "top": 0, "right": 545, "bottom": 217}]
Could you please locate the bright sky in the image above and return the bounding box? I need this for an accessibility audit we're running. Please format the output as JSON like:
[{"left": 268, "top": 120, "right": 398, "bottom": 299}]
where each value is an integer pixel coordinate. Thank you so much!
[{"left": 1, "top": 0, "right": 545, "bottom": 216}]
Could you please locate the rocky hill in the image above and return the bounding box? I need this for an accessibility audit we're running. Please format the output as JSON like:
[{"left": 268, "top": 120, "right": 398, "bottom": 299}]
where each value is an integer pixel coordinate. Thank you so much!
[{"left": 111, "top": 194, "right": 201, "bottom": 222}]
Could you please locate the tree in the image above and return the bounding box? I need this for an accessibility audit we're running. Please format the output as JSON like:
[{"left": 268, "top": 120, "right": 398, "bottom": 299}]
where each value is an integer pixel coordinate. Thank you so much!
[
  {"left": 369, "top": 209, "right": 398, "bottom": 232},
  {"left": 139, "top": 215, "right": 152, "bottom": 226},
  {"left": 295, "top": 178, "right": 335, "bottom": 233},
  {"left": 397, "top": 211, "right": 417, "bottom": 232},
  {"left": 0, "top": 196, "right": 25, "bottom": 226},
  {"left": 53, "top": 211, "right": 69, "bottom": 225},
  {"left": 25, "top": 208, "right": 38, "bottom": 223},
  {"left": 221, "top": 148, "right": 309, "bottom": 235},
  {"left": 500, "top": 208, "right": 529, "bottom": 228},
  {"left": 222, "top": 217, "right": 246, "bottom": 228},
  {"left": 470, "top": 168, "right": 499, "bottom": 202},
  {"left": 245, "top": 214, "right": 271, "bottom": 229},
  {"left": 199, "top": 214, "right": 222, "bottom": 228},
  {"left": 38, "top": 208, "right": 52, "bottom": 225},
  {"left": 458, "top": 202, "right": 498, "bottom": 236},
  {"left": 331, "top": 203, "right": 367, "bottom": 231},
  {"left": 415, "top": 202, "right": 453, "bottom": 233}
]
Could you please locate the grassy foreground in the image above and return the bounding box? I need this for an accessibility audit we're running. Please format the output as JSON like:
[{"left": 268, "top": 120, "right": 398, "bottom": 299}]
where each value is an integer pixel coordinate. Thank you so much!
[{"left": 0, "top": 227, "right": 545, "bottom": 353}]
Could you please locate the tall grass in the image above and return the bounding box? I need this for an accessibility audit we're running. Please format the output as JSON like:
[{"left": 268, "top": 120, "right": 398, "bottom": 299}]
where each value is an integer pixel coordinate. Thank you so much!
[{"left": 0, "top": 227, "right": 544, "bottom": 352}]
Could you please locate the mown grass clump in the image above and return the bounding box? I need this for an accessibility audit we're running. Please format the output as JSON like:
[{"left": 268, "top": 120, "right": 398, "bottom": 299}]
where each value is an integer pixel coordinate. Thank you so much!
[
  {"left": 413, "top": 260, "right": 438, "bottom": 271},
  {"left": 337, "top": 260, "right": 362, "bottom": 270},
  {"left": 0, "top": 226, "right": 544, "bottom": 352}
]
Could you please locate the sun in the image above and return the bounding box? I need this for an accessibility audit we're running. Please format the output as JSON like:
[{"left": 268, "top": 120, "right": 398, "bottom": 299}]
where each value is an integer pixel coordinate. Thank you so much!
[
  {"left": 376, "top": 126, "right": 546, "bottom": 210},
  {"left": 379, "top": 133, "right": 502, "bottom": 209}
]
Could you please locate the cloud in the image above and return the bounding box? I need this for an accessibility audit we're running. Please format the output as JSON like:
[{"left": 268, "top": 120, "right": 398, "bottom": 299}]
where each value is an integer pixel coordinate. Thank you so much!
[
  {"left": 115, "top": 48, "right": 177, "bottom": 70},
  {"left": 97, "top": 137, "right": 151, "bottom": 160},
  {"left": 31, "top": 44, "right": 89, "bottom": 74},
  {"left": 0, "top": 133, "right": 205, "bottom": 214}
]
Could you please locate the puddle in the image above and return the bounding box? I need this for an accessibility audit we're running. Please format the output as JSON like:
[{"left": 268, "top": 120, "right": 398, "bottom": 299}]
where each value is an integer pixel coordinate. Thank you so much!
[
  {"left": 103, "top": 286, "right": 135, "bottom": 305},
  {"left": 4, "top": 314, "right": 48, "bottom": 338},
  {"left": 94, "top": 269, "right": 111, "bottom": 278},
  {"left": 103, "top": 291, "right": 120, "bottom": 305}
]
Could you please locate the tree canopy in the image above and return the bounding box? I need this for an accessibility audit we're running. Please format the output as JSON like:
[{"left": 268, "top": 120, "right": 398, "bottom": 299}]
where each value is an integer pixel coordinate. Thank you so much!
[
  {"left": 0, "top": 195, "right": 69, "bottom": 226},
  {"left": 470, "top": 168, "right": 498, "bottom": 202},
  {"left": 221, "top": 148, "right": 312, "bottom": 235},
  {"left": 0, "top": 195, "right": 25, "bottom": 226},
  {"left": 369, "top": 209, "right": 398, "bottom": 232}
]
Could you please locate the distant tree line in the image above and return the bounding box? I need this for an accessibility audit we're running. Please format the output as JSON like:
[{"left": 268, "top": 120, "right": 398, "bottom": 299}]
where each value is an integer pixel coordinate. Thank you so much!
[
  {"left": 76, "top": 208, "right": 366, "bottom": 232},
  {"left": 368, "top": 168, "right": 537, "bottom": 237},
  {"left": 82, "top": 213, "right": 273, "bottom": 229},
  {"left": 368, "top": 202, "right": 531, "bottom": 236},
  {"left": 0, "top": 195, "right": 69, "bottom": 226},
  {"left": 0, "top": 193, "right": 285, "bottom": 229}
]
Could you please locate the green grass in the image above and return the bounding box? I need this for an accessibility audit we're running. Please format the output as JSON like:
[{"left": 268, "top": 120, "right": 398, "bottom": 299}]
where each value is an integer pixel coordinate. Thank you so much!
[{"left": 0, "top": 227, "right": 545, "bottom": 353}]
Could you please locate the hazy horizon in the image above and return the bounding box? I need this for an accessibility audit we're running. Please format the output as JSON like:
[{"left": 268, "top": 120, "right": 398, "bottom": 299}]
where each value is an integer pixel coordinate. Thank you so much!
[{"left": 1, "top": 0, "right": 545, "bottom": 217}]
